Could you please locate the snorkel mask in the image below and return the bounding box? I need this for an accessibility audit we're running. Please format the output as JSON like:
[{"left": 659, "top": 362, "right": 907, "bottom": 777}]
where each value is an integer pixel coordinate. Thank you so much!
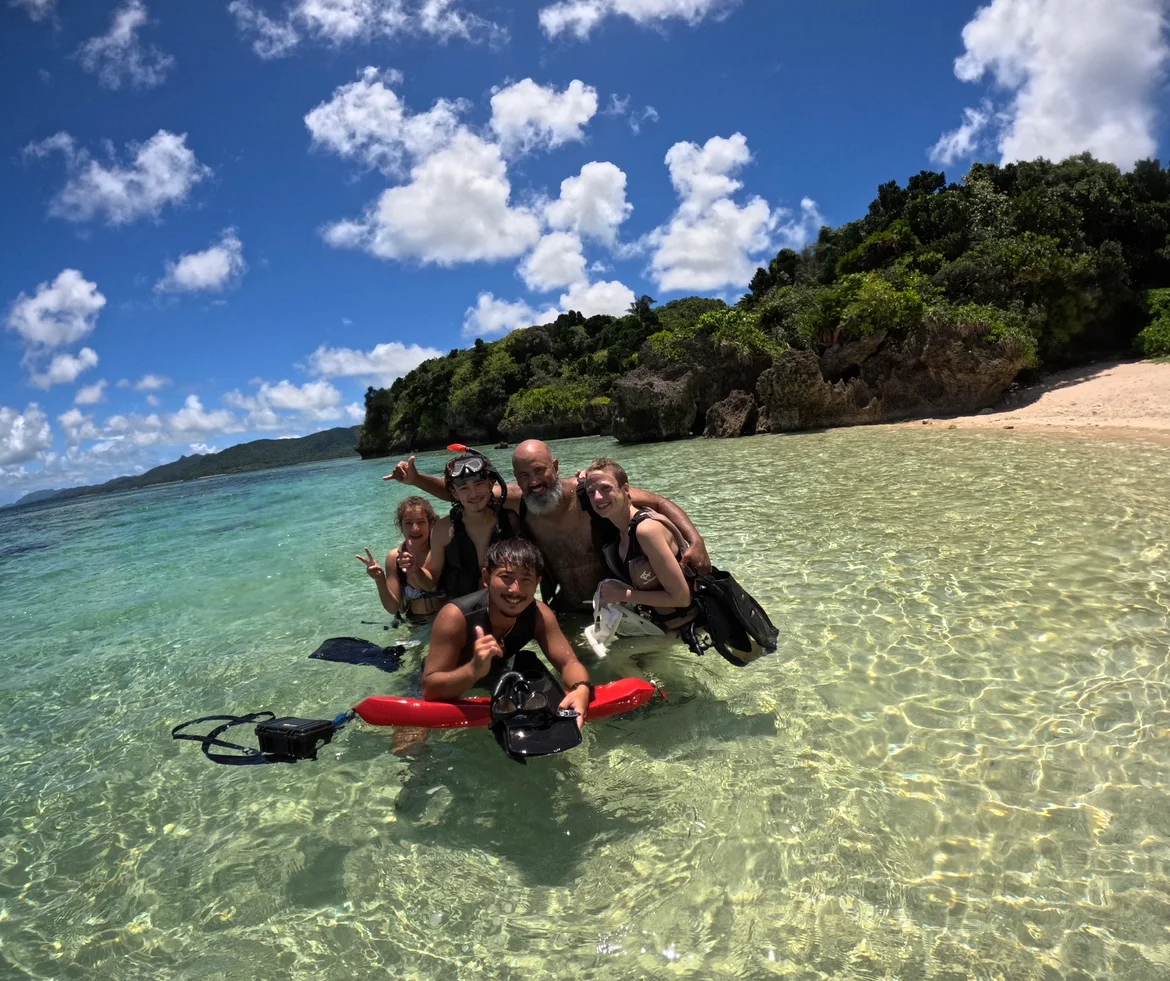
[
  {"left": 445, "top": 447, "right": 508, "bottom": 508},
  {"left": 489, "top": 657, "right": 582, "bottom": 764}
]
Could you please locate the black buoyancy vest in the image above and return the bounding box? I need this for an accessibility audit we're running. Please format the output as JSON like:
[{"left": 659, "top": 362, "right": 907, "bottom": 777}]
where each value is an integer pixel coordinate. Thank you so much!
[
  {"left": 440, "top": 507, "right": 519, "bottom": 600},
  {"left": 453, "top": 588, "right": 540, "bottom": 688}
]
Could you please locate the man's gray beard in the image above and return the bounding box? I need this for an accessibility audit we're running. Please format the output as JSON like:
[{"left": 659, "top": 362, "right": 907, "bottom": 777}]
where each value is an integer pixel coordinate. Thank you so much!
[{"left": 522, "top": 479, "right": 564, "bottom": 516}]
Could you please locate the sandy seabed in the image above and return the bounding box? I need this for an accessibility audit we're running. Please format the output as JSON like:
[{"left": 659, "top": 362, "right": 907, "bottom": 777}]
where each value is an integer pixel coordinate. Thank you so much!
[{"left": 894, "top": 359, "right": 1170, "bottom": 445}]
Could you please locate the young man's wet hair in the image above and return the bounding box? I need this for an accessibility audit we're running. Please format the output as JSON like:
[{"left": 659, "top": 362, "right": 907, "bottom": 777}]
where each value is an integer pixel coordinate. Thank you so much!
[
  {"left": 484, "top": 537, "right": 544, "bottom": 580},
  {"left": 584, "top": 457, "right": 629, "bottom": 488}
]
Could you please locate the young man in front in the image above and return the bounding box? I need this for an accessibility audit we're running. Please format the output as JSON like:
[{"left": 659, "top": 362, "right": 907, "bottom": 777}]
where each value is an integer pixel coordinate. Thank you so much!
[{"left": 422, "top": 538, "right": 593, "bottom": 725}]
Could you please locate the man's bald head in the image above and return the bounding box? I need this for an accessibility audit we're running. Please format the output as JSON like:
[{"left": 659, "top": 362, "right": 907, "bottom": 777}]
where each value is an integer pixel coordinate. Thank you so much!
[
  {"left": 512, "top": 439, "right": 555, "bottom": 472},
  {"left": 512, "top": 439, "right": 564, "bottom": 515}
]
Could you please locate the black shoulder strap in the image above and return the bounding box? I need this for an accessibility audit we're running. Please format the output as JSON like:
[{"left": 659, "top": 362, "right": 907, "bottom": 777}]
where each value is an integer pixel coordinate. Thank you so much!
[{"left": 171, "top": 713, "right": 281, "bottom": 766}]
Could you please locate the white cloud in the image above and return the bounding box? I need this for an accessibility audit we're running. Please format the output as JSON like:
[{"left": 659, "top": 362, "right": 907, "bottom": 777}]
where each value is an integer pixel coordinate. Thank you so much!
[
  {"left": 489, "top": 78, "right": 598, "bottom": 153},
  {"left": 145, "top": 394, "right": 161, "bottom": 407},
  {"left": 226, "top": 0, "right": 300, "bottom": 57},
  {"left": 539, "top": 0, "right": 738, "bottom": 39},
  {"left": 462, "top": 293, "right": 558, "bottom": 339},
  {"left": 29, "top": 348, "right": 100, "bottom": 390},
  {"left": 74, "top": 379, "right": 108, "bottom": 406},
  {"left": 0, "top": 405, "right": 53, "bottom": 466},
  {"left": 11, "top": 0, "right": 55, "bottom": 20},
  {"left": 58, "top": 407, "right": 101, "bottom": 446},
  {"left": 117, "top": 373, "right": 171, "bottom": 392},
  {"left": 304, "top": 340, "right": 443, "bottom": 384},
  {"left": 305, "top": 67, "right": 463, "bottom": 175},
  {"left": 944, "top": 0, "right": 1169, "bottom": 168},
  {"left": 544, "top": 161, "right": 632, "bottom": 245},
  {"left": 6, "top": 269, "right": 106, "bottom": 350},
  {"left": 323, "top": 129, "right": 542, "bottom": 264},
  {"left": 225, "top": 379, "right": 342, "bottom": 417},
  {"left": 601, "top": 93, "right": 658, "bottom": 133},
  {"left": 228, "top": 0, "right": 504, "bottom": 58},
  {"left": 188, "top": 443, "right": 218, "bottom": 455},
  {"left": 559, "top": 278, "right": 635, "bottom": 318},
  {"left": 930, "top": 104, "right": 994, "bottom": 166},
  {"left": 26, "top": 130, "right": 210, "bottom": 225},
  {"left": 520, "top": 231, "right": 588, "bottom": 292},
  {"left": 647, "top": 133, "right": 779, "bottom": 292},
  {"left": 76, "top": 1, "right": 174, "bottom": 90},
  {"left": 156, "top": 230, "right": 247, "bottom": 293},
  {"left": 774, "top": 196, "right": 825, "bottom": 251},
  {"left": 168, "top": 395, "right": 240, "bottom": 435}
]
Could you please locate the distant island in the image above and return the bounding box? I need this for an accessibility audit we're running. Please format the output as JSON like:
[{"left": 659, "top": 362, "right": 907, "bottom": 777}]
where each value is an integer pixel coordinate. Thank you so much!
[{"left": 10, "top": 425, "right": 361, "bottom": 509}]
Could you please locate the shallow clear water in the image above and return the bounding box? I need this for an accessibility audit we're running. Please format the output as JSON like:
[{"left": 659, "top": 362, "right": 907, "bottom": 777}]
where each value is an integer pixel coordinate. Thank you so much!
[{"left": 2, "top": 429, "right": 1169, "bottom": 980}]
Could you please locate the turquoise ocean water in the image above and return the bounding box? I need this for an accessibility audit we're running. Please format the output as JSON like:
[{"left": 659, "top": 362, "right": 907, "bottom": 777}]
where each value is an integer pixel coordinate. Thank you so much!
[{"left": 2, "top": 429, "right": 1169, "bottom": 980}]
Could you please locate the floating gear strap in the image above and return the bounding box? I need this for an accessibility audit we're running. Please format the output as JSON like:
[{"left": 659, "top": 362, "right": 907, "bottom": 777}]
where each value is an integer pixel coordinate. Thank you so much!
[
  {"left": 171, "top": 712, "right": 281, "bottom": 766},
  {"left": 171, "top": 711, "right": 354, "bottom": 767}
]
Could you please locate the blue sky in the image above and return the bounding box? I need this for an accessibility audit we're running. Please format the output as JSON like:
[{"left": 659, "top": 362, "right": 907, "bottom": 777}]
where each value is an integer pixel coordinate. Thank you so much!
[{"left": 2, "top": 0, "right": 1168, "bottom": 503}]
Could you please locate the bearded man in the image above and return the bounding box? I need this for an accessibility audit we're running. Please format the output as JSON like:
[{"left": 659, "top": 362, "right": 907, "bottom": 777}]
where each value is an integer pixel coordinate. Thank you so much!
[{"left": 387, "top": 439, "right": 709, "bottom": 608}]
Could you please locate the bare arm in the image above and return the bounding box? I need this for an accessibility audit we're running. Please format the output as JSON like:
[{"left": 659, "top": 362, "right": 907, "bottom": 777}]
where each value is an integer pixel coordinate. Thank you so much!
[
  {"left": 380, "top": 549, "right": 404, "bottom": 614},
  {"left": 356, "top": 547, "right": 401, "bottom": 614},
  {"left": 628, "top": 487, "right": 711, "bottom": 574},
  {"left": 417, "top": 516, "right": 452, "bottom": 591},
  {"left": 422, "top": 606, "right": 497, "bottom": 701},
  {"left": 534, "top": 602, "right": 591, "bottom": 725},
  {"left": 627, "top": 522, "right": 692, "bottom": 609},
  {"left": 384, "top": 455, "right": 454, "bottom": 502}
]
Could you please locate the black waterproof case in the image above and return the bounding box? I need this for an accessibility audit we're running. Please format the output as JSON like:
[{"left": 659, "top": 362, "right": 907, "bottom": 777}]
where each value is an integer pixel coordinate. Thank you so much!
[{"left": 255, "top": 717, "right": 335, "bottom": 760}]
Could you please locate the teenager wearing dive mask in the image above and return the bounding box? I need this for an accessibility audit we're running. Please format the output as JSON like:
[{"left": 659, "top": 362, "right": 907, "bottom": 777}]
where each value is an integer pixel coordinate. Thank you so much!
[
  {"left": 414, "top": 452, "right": 522, "bottom": 601},
  {"left": 422, "top": 538, "right": 593, "bottom": 726}
]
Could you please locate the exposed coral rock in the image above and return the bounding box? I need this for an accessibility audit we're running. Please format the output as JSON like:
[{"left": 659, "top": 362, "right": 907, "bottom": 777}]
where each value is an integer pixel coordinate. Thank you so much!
[
  {"left": 704, "top": 390, "right": 758, "bottom": 438},
  {"left": 612, "top": 371, "right": 698, "bottom": 442}
]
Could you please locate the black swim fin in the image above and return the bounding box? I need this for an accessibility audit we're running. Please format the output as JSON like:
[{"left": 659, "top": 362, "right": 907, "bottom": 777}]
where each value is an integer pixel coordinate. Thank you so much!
[
  {"left": 691, "top": 569, "right": 778, "bottom": 667},
  {"left": 309, "top": 637, "right": 406, "bottom": 673}
]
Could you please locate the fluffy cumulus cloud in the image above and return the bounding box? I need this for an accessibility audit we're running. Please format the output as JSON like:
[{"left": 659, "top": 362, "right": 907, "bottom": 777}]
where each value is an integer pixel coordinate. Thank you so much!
[
  {"left": 323, "top": 130, "right": 542, "bottom": 264},
  {"left": 304, "top": 67, "right": 463, "bottom": 175},
  {"left": 0, "top": 404, "right": 53, "bottom": 467},
  {"left": 648, "top": 133, "right": 778, "bottom": 292},
  {"left": 304, "top": 340, "right": 442, "bottom": 384},
  {"left": 6, "top": 269, "right": 106, "bottom": 350},
  {"left": 544, "top": 161, "right": 632, "bottom": 245},
  {"left": 168, "top": 395, "right": 240, "bottom": 436},
  {"left": 76, "top": 0, "right": 174, "bottom": 90},
  {"left": 937, "top": 0, "right": 1169, "bottom": 169},
  {"left": 539, "top": 0, "right": 739, "bottom": 39},
  {"left": 224, "top": 379, "right": 348, "bottom": 429},
  {"left": 520, "top": 231, "right": 588, "bottom": 292},
  {"left": 29, "top": 348, "right": 99, "bottom": 390},
  {"left": 25, "top": 130, "right": 210, "bottom": 225},
  {"left": 116, "top": 373, "right": 171, "bottom": 392},
  {"left": 156, "top": 230, "right": 247, "bottom": 293},
  {"left": 558, "top": 278, "right": 635, "bottom": 318},
  {"left": 74, "top": 379, "right": 108, "bottom": 406},
  {"left": 229, "top": 0, "right": 504, "bottom": 58},
  {"left": 489, "top": 79, "right": 598, "bottom": 153},
  {"left": 462, "top": 293, "right": 558, "bottom": 339}
]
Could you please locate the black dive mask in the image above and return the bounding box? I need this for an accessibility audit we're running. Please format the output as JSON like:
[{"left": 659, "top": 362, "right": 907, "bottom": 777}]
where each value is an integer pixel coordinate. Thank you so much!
[{"left": 489, "top": 666, "right": 581, "bottom": 764}]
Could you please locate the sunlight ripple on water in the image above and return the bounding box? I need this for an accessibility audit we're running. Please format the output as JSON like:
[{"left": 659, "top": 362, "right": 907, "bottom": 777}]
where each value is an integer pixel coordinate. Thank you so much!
[{"left": 1, "top": 429, "right": 1169, "bottom": 980}]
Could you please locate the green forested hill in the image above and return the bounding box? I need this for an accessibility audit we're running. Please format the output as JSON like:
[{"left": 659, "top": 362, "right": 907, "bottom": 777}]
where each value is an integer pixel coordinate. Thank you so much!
[
  {"left": 358, "top": 154, "right": 1170, "bottom": 455},
  {"left": 11, "top": 426, "right": 360, "bottom": 508}
]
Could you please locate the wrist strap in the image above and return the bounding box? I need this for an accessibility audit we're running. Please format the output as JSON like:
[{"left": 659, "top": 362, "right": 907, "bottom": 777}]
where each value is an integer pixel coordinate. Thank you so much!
[{"left": 566, "top": 681, "right": 595, "bottom": 703}]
